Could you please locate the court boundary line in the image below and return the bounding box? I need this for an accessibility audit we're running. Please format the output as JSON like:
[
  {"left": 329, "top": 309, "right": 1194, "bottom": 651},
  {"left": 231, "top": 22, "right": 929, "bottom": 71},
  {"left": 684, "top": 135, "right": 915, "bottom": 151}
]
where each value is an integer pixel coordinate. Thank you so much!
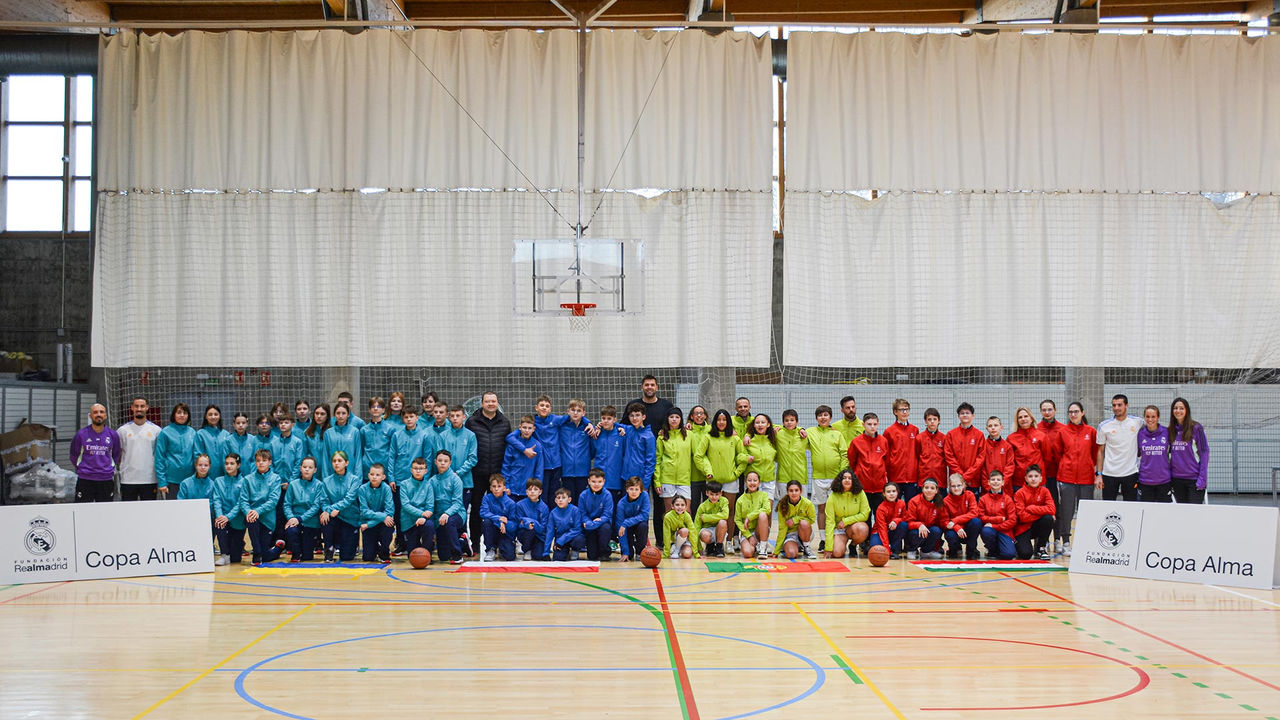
[
  {"left": 791, "top": 601, "right": 908, "bottom": 720},
  {"left": 1209, "top": 584, "right": 1280, "bottom": 609},
  {"left": 652, "top": 568, "right": 701, "bottom": 720},
  {"left": 129, "top": 603, "right": 314, "bottom": 719},
  {"left": 1003, "top": 572, "right": 1280, "bottom": 694}
]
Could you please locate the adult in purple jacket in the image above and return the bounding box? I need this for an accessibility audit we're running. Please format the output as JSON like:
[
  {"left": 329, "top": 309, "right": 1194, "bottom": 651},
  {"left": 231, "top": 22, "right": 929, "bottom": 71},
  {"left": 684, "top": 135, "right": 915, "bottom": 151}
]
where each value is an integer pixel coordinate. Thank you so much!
[
  {"left": 1168, "top": 397, "right": 1210, "bottom": 504},
  {"left": 1136, "top": 405, "right": 1172, "bottom": 503},
  {"left": 71, "top": 403, "right": 123, "bottom": 502}
]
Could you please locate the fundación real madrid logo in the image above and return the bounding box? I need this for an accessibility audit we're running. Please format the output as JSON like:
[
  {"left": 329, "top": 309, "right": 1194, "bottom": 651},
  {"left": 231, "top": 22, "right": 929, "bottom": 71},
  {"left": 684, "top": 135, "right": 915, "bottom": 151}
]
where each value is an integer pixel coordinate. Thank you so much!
[
  {"left": 24, "top": 516, "right": 56, "bottom": 555},
  {"left": 1098, "top": 511, "right": 1125, "bottom": 549}
]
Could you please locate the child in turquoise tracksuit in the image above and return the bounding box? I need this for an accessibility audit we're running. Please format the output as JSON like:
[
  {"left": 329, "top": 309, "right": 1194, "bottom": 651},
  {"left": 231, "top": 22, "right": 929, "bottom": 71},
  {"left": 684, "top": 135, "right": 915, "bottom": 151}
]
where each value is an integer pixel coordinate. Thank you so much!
[
  {"left": 282, "top": 457, "right": 325, "bottom": 562},
  {"left": 398, "top": 458, "right": 436, "bottom": 555},
  {"left": 212, "top": 454, "right": 247, "bottom": 565},
  {"left": 239, "top": 450, "right": 284, "bottom": 564},
  {"left": 316, "top": 451, "right": 362, "bottom": 562},
  {"left": 357, "top": 464, "right": 395, "bottom": 562}
]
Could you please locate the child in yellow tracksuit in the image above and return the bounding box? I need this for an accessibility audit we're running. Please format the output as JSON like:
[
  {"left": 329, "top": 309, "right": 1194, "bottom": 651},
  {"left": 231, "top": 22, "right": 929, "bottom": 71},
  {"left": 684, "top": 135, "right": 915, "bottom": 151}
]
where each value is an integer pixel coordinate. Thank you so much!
[
  {"left": 735, "top": 471, "right": 772, "bottom": 559},
  {"left": 775, "top": 480, "right": 817, "bottom": 559},
  {"left": 693, "top": 481, "right": 730, "bottom": 557},
  {"left": 662, "top": 495, "right": 698, "bottom": 559}
]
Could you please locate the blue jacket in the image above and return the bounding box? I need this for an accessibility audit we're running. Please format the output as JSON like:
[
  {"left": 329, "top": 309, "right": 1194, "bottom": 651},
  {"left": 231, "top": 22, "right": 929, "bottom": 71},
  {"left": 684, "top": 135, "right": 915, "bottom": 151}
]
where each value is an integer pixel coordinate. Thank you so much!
[
  {"left": 316, "top": 471, "right": 362, "bottom": 526},
  {"left": 398, "top": 475, "right": 436, "bottom": 532},
  {"left": 436, "top": 425, "right": 479, "bottom": 489},
  {"left": 389, "top": 425, "right": 430, "bottom": 484},
  {"left": 578, "top": 488, "right": 614, "bottom": 531},
  {"left": 154, "top": 423, "right": 197, "bottom": 489},
  {"left": 193, "top": 426, "right": 230, "bottom": 479},
  {"left": 238, "top": 470, "right": 283, "bottom": 532},
  {"left": 480, "top": 492, "right": 519, "bottom": 528},
  {"left": 431, "top": 469, "right": 465, "bottom": 522},
  {"left": 356, "top": 481, "right": 394, "bottom": 526},
  {"left": 558, "top": 418, "right": 593, "bottom": 477},
  {"left": 534, "top": 413, "right": 570, "bottom": 469},
  {"left": 545, "top": 504, "right": 584, "bottom": 549},
  {"left": 284, "top": 476, "right": 324, "bottom": 528},
  {"left": 620, "top": 424, "right": 657, "bottom": 490},
  {"left": 591, "top": 426, "right": 627, "bottom": 490},
  {"left": 514, "top": 497, "right": 549, "bottom": 535},
  {"left": 211, "top": 473, "right": 246, "bottom": 529},
  {"left": 501, "top": 431, "right": 544, "bottom": 496},
  {"left": 613, "top": 491, "right": 652, "bottom": 557},
  {"left": 360, "top": 419, "right": 396, "bottom": 475},
  {"left": 323, "top": 423, "right": 364, "bottom": 481},
  {"left": 273, "top": 432, "right": 307, "bottom": 483}
]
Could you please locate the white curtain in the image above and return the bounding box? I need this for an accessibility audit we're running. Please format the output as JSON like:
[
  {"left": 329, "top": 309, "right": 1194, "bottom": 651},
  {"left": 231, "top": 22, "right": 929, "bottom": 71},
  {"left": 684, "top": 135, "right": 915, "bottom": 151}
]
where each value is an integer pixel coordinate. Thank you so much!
[
  {"left": 97, "top": 29, "right": 772, "bottom": 193},
  {"left": 787, "top": 32, "right": 1280, "bottom": 194},
  {"left": 92, "top": 190, "right": 774, "bottom": 368},
  {"left": 783, "top": 192, "right": 1280, "bottom": 368}
]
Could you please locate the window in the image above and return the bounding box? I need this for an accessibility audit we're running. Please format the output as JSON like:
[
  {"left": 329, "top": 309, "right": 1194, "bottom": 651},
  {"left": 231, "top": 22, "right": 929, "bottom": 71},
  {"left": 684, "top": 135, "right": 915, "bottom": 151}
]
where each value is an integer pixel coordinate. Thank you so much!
[{"left": 1, "top": 75, "right": 94, "bottom": 234}]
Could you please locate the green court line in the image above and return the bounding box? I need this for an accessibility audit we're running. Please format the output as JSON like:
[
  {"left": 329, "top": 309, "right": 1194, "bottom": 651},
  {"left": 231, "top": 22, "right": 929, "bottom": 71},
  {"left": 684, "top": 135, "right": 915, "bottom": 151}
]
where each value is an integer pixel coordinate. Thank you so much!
[
  {"left": 1240, "top": 705, "right": 1257, "bottom": 712},
  {"left": 533, "top": 573, "right": 692, "bottom": 720},
  {"left": 831, "top": 654, "right": 863, "bottom": 684}
]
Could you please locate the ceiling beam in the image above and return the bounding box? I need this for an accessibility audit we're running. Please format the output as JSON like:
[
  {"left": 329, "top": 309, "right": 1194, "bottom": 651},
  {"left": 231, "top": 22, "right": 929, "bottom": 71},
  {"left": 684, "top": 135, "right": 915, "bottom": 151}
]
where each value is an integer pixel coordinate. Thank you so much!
[
  {"left": 109, "top": 2, "right": 325, "bottom": 19},
  {"left": 6, "top": 0, "right": 109, "bottom": 25}
]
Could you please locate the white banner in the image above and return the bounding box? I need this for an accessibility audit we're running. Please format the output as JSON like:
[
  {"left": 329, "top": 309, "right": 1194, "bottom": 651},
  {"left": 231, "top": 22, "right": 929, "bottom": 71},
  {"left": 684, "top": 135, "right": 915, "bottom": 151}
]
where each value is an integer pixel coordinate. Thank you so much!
[
  {"left": 1069, "top": 500, "right": 1280, "bottom": 590},
  {"left": 1, "top": 500, "right": 214, "bottom": 585}
]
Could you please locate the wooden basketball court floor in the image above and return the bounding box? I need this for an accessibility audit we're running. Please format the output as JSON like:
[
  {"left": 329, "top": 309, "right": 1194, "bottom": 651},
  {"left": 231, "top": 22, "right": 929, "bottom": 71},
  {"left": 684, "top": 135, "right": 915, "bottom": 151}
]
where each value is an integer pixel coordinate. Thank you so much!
[{"left": 2, "top": 556, "right": 1278, "bottom": 719}]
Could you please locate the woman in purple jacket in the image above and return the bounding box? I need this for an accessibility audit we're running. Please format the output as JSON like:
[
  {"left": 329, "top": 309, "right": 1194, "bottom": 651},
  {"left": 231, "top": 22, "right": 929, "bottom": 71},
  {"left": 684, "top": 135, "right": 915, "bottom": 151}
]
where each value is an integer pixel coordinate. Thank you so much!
[
  {"left": 1136, "top": 405, "right": 1172, "bottom": 502},
  {"left": 1168, "top": 397, "right": 1209, "bottom": 504}
]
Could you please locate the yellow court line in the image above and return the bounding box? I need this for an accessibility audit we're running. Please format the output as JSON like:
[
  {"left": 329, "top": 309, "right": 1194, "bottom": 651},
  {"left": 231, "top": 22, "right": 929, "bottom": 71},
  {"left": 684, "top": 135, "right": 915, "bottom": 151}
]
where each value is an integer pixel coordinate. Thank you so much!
[
  {"left": 130, "top": 603, "right": 314, "bottom": 719},
  {"left": 791, "top": 601, "right": 908, "bottom": 720}
]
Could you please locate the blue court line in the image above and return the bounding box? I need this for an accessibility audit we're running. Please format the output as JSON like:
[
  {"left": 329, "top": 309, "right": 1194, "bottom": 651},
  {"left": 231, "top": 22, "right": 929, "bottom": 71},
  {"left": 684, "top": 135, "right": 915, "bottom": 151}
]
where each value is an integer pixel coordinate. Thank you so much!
[
  {"left": 217, "top": 666, "right": 839, "bottom": 672},
  {"left": 381, "top": 565, "right": 747, "bottom": 594},
  {"left": 232, "top": 624, "right": 825, "bottom": 720}
]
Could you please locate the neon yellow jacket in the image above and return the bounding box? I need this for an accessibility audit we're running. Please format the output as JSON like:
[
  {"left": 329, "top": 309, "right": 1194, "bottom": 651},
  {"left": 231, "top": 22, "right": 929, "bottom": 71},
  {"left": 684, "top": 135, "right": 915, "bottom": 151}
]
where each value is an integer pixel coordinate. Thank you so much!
[
  {"left": 696, "top": 434, "right": 747, "bottom": 484},
  {"left": 655, "top": 430, "right": 695, "bottom": 488},
  {"left": 663, "top": 510, "right": 698, "bottom": 557},
  {"left": 775, "top": 427, "right": 809, "bottom": 484},
  {"left": 806, "top": 425, "right": 849, "bottom": 479},
  {"left": 743, "top": 434, "right": 778, "bottom": 486},
  {"left": 833, "top": 418, "right": 866, "bottom": 450},
  {"left": 775, "top": 496, "right": 817, "bottom": 548},
  {"left": 735, "top": 489, "right": 772, "bottom": 535},
  {"left": 825, "top": 490, "right": 870, "bottom": 547},
  {"left": 732, "top": 414, "right": 752, "bottom": 439},
  {"left": 692, "top": 495, "right": 729, "bottom": 555}
]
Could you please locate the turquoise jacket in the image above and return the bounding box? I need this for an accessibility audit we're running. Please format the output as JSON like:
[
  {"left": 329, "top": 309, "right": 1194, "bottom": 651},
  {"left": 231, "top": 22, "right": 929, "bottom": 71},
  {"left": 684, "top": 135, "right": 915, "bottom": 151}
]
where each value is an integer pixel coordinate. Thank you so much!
[
  {"left": 323, "top": 423, "right": 364, "bottom": 481},
  {"left": 220, "top": 431, "right": 254, "bottom": 467},
  {"left": 193, "top": 426, "right": 230, "bottom": 479},
  {"left": 284, "top": 476, "right": 324, "bottom": 529},
  {"left": 238, "top": 470, "right": 283, "bottom": 532},
  {"left": 356, "top": 482, "right": 394, "bottom": 526},
  {"left": 435, "top": 425, "right": 479, "bottom": 489},
  {"left": 430, "top": 469, "right": 465, "bottom": 521},
  {"left": 398, "top": 475, "right": 437, "bottom": 531},
  {"left": 316, "top": 471, "right": 362, "bottom": 526},
  {"left": 211, "top": 473, "right": 246, "bottom": 529},
  {"left": 360, "top": 419, "right": 396, "bottom": 475},
  {"left": 389, "top": 425, "right": 430, "bottom": 484},
  {"left": 273, "top": 432, "right": 307, "bottom": 483},
  {"left": 154, "top": 423, "right": 196, "bottom": 489},
  {"left": 177, "top": 473, "right": 214, "bottom": 517}
]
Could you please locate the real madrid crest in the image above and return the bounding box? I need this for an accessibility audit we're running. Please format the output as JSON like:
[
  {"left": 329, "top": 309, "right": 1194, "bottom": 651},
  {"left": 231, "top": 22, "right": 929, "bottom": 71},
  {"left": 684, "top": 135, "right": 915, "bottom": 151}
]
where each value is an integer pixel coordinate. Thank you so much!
[
  {"left": 25, "top": 516, "right": 56, "bottom": 555},
  {"left": 1098, "top": 512, "right": 1124, "bottom": 549}
]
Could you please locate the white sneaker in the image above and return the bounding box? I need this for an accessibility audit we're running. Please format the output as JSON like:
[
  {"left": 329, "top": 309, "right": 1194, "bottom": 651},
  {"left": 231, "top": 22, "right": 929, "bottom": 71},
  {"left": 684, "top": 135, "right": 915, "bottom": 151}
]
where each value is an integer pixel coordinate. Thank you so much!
[
  {"left": 484, "top": 550, "right": 496, "bottom": 562},
  {"left": 924, "top": 551, "right": 944, "bottom": 560},
  {"left": 1062, "top": 543, "right": 1072, "bottom": 557},
  {"left": 1054, "top": 540, "right": 1064, "bottom": 554},
  {"left": 670, "top": 548, "right": 681, "bottom": 559},
  {"left": 906, "top": 551, "right": 918, "bottom": 560},
  {"left": 803, "top": 545, "right": 817, "bottom": 560},
  {"left": 523, "top": 552, "right": 532, "bottom": 561},
  {"left": 215, "top": 554, "right": 230, "bottom": 566}
]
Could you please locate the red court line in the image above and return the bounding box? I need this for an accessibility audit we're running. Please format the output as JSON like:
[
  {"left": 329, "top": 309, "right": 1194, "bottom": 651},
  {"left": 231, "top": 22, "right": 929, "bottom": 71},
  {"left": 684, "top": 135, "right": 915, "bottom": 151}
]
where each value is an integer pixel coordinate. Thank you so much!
[
  {"left": 855, "top": 634, "right": 1150, "bottom": 710},
  {"left": 652, "top": 569, "right": 700, "bottom": 720},
  {"left": 0, "top": 581, "right": 71, "bottom": 605},
  {"left": 1003, "top": 572, "right": 1280, "bottom": 694}
]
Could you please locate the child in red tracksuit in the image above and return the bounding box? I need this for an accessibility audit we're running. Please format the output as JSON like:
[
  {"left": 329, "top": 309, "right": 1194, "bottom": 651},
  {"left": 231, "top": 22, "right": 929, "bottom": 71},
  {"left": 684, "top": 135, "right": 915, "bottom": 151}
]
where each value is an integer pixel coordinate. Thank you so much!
[
  {"left": 1014, "top": 465, "right": 1056, "bottom": 560},
  {"left": 983, "top": 417, "right": 1016, "bottom": 494},
  {"left": 871, "top": 482, "right": 908, "bottom": 558},
  {"left": 942, "top": 473, "right": 981, "bottom": 560},
  {"left": 977, "top": 470, "right": 1017, "bottom": 559},
  {"left": 904, "top": 478, "right": 944, "bottom": 559}
]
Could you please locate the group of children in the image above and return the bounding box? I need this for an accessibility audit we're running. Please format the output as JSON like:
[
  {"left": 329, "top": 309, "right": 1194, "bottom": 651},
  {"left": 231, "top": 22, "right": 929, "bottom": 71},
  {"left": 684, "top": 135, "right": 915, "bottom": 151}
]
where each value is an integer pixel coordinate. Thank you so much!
[{"left": 161, "top": 391, "right": 1076, "bottom": 564}]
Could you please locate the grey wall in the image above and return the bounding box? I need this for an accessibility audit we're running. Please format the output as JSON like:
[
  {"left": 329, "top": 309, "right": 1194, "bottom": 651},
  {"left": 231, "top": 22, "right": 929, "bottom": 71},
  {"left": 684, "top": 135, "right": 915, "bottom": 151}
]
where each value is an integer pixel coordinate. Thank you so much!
[{"left": 0, "top": 238, "right": 92, "bottom": 382}]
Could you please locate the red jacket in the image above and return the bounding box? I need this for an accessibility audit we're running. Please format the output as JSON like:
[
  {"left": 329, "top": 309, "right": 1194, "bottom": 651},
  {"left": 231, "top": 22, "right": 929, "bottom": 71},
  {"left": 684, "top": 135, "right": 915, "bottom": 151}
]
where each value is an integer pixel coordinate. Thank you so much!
[
  {"left": 1007, "top": 427, "right": 1045, "bottom": 488},
  {"left": 1058, "top": 422, "right": 1097, "bottom": 486},
  {"left": 1013, "top": 485, "right": 1056, "bottom": 536},
  {"left": 944, "top": 425, "right": 987, "bottom": 489},
  {"left": 1036, "top": 420, "right": 1066, "bottom": 479},
  {"left": 983, "top": 436, "right": 1016, "bottom": 492},
  {"left": 941, "top": 490, "right": 979, "bottom": 527},
  {"left": 904, "top": 494, "right": 942, "bottom": 530},
  {"left": 977, "top": 491, "right": 1017, "bottom": 534},
  {"left": 883, "top": 422, "right": 919, "bottom": 488},
  {"left": 847, "top": 432, "right": 889, "bottom": 493},
  {"left": 915, "top": 429, "right": 947, "bottom": 487},
  {"left": 874, "top": 498, "right": 907, "bottom": 546}
]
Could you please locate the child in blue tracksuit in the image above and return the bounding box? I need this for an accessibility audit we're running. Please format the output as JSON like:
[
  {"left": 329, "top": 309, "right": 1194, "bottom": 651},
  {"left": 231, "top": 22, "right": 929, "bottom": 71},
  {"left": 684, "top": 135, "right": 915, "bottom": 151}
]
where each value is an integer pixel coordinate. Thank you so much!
[
  {"left": 398, "top": 458, "right": 436, "bottom": 554},
  {"left": 239, "top": 450, "right": 285, "bottom": 564},
  {"left": 619, "top": 407, "right": 656, "bottom": 491},
  {"left": 559, "top": 399, "right": 596, "bottom": 504},
  {"left": 316, "top": 451, "right": 362, "bottom": 562},
  {"left": 178, "top": 454, "right": 216, "bottom": 552},
  {"left": 514, "top": 479, "right": 550, "bottom": 560},
  {"left": 282, "top": 457, "right": 325, "bottom": 562},
  {"left": 480, "top": 474, "right": 519, "bottom": 561},
  {"left": 613, "top": 476, "right": 651, "bottom": 561},
  {"left": 533, "top": 396, "right": 570, "bottom": 497},
  {"left": 357, "top": 463, "right": 395, "bottom": 562},
  {"left": 545, "top": 487, "right": 586, "bottom": 561},
  {"left": 430, "top": 450, "right": 466, "bottom": 563},
  {"left": 212, "top": 454, "right": 247, "bottom": 565},
  {"left": 501, "top": 416, "right": 544, "bottom": 502},
  {"left": 590, "top": 406, "right": 627, "bottom": 502},
  {"left": 578, "top": 469, "right": 614, "bottom": 561}
]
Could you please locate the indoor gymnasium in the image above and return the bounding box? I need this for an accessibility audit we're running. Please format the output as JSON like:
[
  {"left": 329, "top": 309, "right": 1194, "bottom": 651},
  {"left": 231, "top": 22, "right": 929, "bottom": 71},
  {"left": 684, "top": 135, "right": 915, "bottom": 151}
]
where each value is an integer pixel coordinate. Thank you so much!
[{"left": 1, "top": 0, "right": 1279, "bottom": 718}]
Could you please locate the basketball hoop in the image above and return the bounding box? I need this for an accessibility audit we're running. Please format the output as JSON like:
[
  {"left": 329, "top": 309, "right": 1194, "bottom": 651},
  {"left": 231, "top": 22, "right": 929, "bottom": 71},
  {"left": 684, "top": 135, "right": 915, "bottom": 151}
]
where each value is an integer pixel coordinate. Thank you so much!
[{"left": 561, "top": 303, "right": 596, "bottom": 333}]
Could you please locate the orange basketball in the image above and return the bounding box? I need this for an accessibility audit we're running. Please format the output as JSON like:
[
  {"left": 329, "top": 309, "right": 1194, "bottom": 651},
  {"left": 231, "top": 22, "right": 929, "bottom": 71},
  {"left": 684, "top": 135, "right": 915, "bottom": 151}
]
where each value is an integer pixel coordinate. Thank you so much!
[
  {"left": 867, "top": 545, "right": 891, "bottom": 567},
  {"left": 639, "top": 545, "right": 663, "bottom": 568},
  {"left": 408, "top": 547, "right": 431, "bottom": 569},
  {"left": 848, "top": 521, "right": 870, "bottom": 544}
]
